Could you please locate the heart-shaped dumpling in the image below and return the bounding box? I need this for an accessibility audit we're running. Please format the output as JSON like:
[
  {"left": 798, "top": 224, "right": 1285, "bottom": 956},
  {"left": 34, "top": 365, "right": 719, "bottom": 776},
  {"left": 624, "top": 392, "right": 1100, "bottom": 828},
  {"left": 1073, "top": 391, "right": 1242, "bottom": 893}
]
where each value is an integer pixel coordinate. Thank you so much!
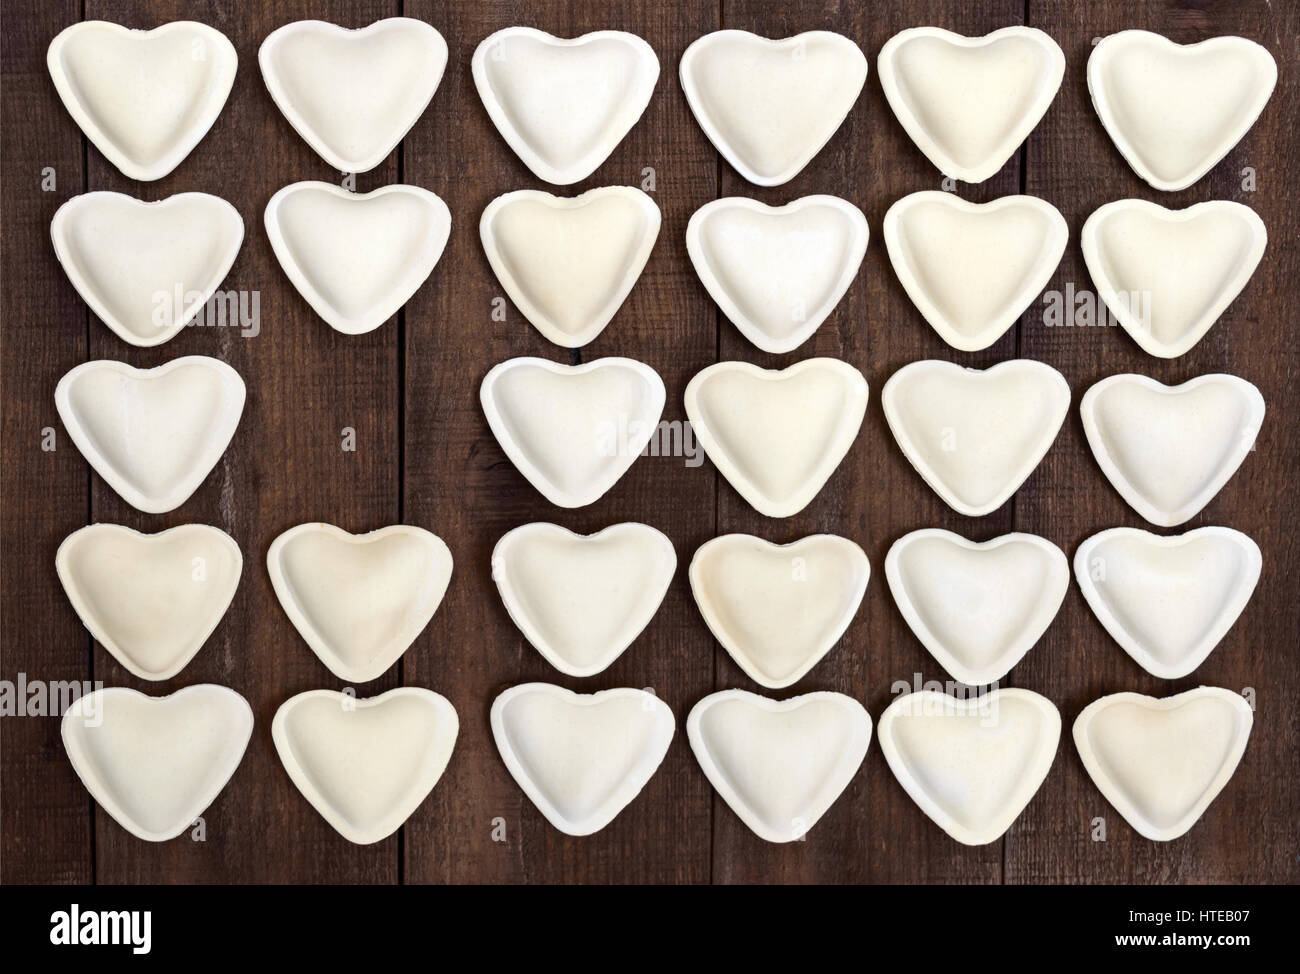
[
  {"left": 690, "top": 534, "right": 869, "bottom": 689},
  {"left": 267, "top": 523, "right": 452, "bottom": 683},
  {"left": 1074, "top": 687, "right": 1253, "bottom": 841},
  {"left": 885, "top": 530, "right": 1068, "bottom": 686},
  {"left": 491, "top": 683, "right": 675, "bottom": 835},
  {"left": 57, "top": 524, "right": 242, "bottom": 681},
  {"left": 481, "top": 357, "right": 666, "bottom": 508},
  {"left": 62, "top": 685, "right": 253, "bottom": 841},
  {"left": 492, "top": 522, "right": 676, "bottom": 676},
  {"left": 882, "top": 360, "right": 1069, "bottom": 517},
  {"left": 273, "top": 687, "right": 458, "bottom": 844},
  {"left": 1075, "top": 527, "right": 1261, "bottom": 679},
  {"left": 1081, "top": 200, "right": 1266, "bottom": 359},
  {"left": 260, "top": 18, "right": 447, "bottom": 173},
  {"left": 878, "top": 27, "right": 1065, "bottom": 183},
  {"left": 47, "top": 21, "right": 237, "bottom": 181},
  {"left": 877, "top": 688, "right": 1060, "bottom": 845},
  {"left": 686, "top": 196, "right": 868, "bottom": 354},
  {"left": 56, "top": 357, "right": 246, "bottom": 514},
  {"left": 688, "top": 689, "right": 872, "bottom": 843},
  {"left": 481, "top": 187, "right": 661, "bottom": 348},
  {"left": 680, "top": 30, "right": 867, "bottom": 186},
  {"left": 1088, "top": 31, "right": 1277, "bottom": 192},
  {"left": 685, "top": 359, "right": 868, "bottom": 518},
  {"left": 884, "top": 192, "right": 1067, "bottom": 352},
  {"left": 51, "top": 192, "right": 244, "bottom": 348},
  {"left": 473, "top": 27, "right": 659, "bottom": 185},
  {"left": 1081, "top": 373, "right": 1264, "bottom": 527},
  {"left": 265, "top": 181, "right": 450, "bottom": 335}
]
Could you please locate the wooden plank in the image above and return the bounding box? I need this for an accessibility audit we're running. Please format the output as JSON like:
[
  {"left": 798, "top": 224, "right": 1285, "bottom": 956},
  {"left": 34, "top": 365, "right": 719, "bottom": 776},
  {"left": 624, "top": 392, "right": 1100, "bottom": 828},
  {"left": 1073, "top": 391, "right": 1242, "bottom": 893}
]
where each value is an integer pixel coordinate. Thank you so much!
[
  {"left": 1010, "top": 0, "right": 1300, "bottom": 883},
  {"left": 401, "top": 0, "right": 719, "bottom": 884},
  {"left": 0, "top": 0, "right": 93, "bottom": 886},
  {"left": 82, "top": 0, "right": 402, "bottom": 884},
  {"left": 707, "top": 0, "right": 1025, "bottom": 885}
]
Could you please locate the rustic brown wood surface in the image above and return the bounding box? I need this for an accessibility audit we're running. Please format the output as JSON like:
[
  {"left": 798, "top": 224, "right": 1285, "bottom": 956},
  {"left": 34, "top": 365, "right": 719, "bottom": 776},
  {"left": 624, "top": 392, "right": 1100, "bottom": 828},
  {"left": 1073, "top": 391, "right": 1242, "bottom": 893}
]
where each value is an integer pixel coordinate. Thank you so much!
[{"left": 2, "top": 0, "right": 1296, "bottom": 885}]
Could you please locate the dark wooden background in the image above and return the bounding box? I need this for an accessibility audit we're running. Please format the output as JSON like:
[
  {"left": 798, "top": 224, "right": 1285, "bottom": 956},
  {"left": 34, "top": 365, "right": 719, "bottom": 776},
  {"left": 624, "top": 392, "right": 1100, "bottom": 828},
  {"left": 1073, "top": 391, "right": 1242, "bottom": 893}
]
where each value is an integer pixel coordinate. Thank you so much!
[{"left": 2, "top": 0, "right": 1296, "bottom": 885}]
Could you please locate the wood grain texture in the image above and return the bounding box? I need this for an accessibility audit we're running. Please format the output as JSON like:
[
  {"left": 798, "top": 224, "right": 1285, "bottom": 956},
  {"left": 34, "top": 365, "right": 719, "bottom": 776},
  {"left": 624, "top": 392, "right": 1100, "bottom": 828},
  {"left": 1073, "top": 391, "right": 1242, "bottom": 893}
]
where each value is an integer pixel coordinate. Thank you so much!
[
  {"left": 1, "top": 0, "right": 1295, "bottom": 884},
  {"left": 0, "top": 0, "right": 93, "bottom": 886}
]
